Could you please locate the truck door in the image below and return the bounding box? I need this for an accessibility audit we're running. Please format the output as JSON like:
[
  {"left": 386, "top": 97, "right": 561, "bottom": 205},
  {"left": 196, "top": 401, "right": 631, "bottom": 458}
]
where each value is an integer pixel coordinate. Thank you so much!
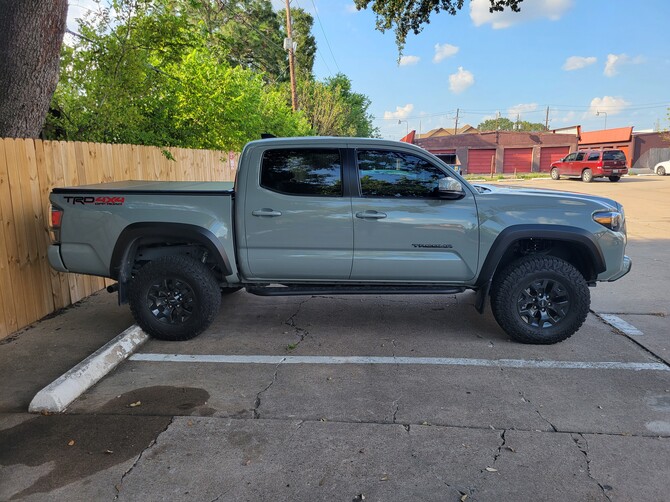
[
  {"left": 242, "top": 147, "right": 353, "bottom": 280},
  {"left": 350, "top": 149, "right": 479, "bottom": 282}
]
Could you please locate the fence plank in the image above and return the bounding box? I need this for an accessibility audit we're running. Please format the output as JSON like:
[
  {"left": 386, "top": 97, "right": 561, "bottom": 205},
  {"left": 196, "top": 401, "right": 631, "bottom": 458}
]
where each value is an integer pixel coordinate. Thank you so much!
[{"left": 0, "top": 140, "right": 18, "bottom": 335}]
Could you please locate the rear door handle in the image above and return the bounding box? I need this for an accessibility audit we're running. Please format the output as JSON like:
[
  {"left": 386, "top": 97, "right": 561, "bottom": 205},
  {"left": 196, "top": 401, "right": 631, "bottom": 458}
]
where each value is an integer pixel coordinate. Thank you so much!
[
  {"left": 252, "top": 209, "right": 282, "bottom": 217},
  {"left": 355, "top": 211, "right": 387, "bottom": 220}
]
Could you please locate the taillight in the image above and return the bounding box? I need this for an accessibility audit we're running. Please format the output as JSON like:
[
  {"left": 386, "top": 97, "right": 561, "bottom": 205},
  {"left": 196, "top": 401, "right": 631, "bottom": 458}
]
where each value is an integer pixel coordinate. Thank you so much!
[
  {"left": 50, "top": 205, "right": 63, "bottom": 243},
  {"left": 597, "top": 160, "right": 603, "bottom": 168}
]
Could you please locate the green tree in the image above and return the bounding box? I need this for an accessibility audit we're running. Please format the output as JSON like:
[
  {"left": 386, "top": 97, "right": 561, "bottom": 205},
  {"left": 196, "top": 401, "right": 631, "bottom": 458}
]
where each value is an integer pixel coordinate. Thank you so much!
[
  {"left": 477, "top": 117, "right": 547, "bottom": 132},
  {"left": 296, "top": 74, "right": 378, "bottom": 137},
  {"left": 353, "top": 0, "right": 524, "bottom": 53}
]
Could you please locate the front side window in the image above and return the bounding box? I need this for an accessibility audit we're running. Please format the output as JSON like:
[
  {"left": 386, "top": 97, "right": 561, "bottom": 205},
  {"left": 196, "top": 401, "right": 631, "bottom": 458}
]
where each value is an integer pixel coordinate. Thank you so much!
[
  {"left": 260, "top": 149, "right": 342, "bottom": 196},
  {"left": 357, "top": 150, "right": 446, "bottom": 198},
  {"left": 564, "top": 153, "right": 577, "bottom": 161}
]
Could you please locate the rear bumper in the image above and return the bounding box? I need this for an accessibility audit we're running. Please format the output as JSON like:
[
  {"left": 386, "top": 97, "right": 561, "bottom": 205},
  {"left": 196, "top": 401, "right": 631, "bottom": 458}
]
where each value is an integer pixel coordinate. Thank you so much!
[{"left": 48, "top": 245, "right": 68, "bottom": 273}]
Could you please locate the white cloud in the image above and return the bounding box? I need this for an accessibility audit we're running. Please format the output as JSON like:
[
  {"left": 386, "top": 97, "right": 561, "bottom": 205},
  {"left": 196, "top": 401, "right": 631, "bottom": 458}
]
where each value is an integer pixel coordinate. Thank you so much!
[
  {"left": 589, "top": 96, "right": 630, "bottom": 116},
  {"left": 399, "top": 55, "right": 421, "bottom": 66},
  {"left": 449, "top": 67, "right": 475, "bottom": 93},
  {"left": 470, "top": 0, "right": 573, "bottom": 29},
  {"left": 563, "top": 56, "right": 597, "bottom": 71},
  {"left": 384, "top": 104, "right": 415, "bottom": 120},
  {"left": 604, "top": 53, "right": 644, "bottom": 77},
  {"left": 433, "top": 43, "right": 459, "bottom": 63},
  {"left": 507, "top": 103, "right": 538, "bottom": 119}
]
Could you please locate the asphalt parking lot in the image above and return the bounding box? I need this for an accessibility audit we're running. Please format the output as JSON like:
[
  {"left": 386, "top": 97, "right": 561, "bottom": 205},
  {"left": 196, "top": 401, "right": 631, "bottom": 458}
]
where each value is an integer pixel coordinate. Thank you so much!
[{"left": 1, "top": 175, "right": 669, "bottom": 501}]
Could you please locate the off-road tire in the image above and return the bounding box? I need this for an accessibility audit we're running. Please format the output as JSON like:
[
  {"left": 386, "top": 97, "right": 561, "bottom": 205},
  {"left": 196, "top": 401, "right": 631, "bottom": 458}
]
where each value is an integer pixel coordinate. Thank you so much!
[
  {"left": 129, "top": 255, "right": 221, "bottom": 341},
  {"left": 608, "top": 176, "right": 621, "bottom": 182},
  {"left": 582, "top": 169, "right": 593, "bottom": 183},
  {"left": 550, "top": 167, "right": 560, "bottom": 180},
  {"left": 490, "top": 256, "right": 590, "bottom": 344}
]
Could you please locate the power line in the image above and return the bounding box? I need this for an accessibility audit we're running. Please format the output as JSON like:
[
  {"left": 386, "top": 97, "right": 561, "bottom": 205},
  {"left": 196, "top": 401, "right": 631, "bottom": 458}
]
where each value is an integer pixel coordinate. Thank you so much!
[{"left": 308, "top": 0, "right": 341, "bottom": 73}]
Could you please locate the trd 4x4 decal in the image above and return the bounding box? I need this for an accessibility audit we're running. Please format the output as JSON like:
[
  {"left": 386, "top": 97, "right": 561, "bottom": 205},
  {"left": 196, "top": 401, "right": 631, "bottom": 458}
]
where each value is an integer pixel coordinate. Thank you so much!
[{"left": 63, "top": 196, "right": 125, "bottom": 206}]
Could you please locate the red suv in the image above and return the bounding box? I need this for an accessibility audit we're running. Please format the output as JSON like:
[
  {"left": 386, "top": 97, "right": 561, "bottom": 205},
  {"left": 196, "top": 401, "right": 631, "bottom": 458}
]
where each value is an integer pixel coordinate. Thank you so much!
[{"left": 550, "top": 149, "right": 628, "bottom": 182}]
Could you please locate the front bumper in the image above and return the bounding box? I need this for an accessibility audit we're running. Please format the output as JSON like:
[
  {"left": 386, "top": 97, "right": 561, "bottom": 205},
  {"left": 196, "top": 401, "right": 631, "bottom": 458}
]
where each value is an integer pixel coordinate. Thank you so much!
[{"left": 607, "top": 255, "right": 632, "bottom": 282}]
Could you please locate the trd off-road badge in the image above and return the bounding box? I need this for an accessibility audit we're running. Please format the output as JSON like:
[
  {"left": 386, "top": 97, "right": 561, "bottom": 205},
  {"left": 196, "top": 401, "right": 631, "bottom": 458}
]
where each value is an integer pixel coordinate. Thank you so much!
[{"left": 63, "top": 196, "right": 125, "bottom": 206}]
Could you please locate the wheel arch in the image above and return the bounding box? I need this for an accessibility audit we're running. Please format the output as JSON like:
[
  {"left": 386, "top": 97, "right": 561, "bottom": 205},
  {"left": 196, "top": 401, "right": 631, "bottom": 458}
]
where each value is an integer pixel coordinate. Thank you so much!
[
  {"left": 110, "top": 222, "right": 233, "bottom": 299},
  {"left": 474, "top": 225, "right": 605, "bottom": 312}
]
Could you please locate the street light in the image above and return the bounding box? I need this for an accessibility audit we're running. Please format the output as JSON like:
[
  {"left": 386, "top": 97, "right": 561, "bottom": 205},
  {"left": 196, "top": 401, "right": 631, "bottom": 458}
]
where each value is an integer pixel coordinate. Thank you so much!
[
  {"left": 398, "top": 119, "right": 408, "bottom": 136},
  {"left": 596, "top": 110, "right": 607, "bottom": 130}
]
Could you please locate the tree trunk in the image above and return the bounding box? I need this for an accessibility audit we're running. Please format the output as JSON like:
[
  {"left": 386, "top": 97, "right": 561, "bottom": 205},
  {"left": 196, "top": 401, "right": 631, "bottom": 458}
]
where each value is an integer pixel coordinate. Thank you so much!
[{"left": 0, "top": 0, "right": 68, "bottom": 138}]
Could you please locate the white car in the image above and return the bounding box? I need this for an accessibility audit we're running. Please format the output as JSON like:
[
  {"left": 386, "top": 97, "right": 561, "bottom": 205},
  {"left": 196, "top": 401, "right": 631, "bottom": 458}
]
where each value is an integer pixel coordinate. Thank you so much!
[{"left": 654, "top": 160, "right": 669, "bottom": 176}]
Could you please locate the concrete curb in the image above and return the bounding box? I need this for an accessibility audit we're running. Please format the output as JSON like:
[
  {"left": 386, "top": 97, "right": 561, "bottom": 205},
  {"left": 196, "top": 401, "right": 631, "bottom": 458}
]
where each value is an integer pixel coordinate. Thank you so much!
[{"left": 29, "top": 324, "right": 149, "bottom": 413}]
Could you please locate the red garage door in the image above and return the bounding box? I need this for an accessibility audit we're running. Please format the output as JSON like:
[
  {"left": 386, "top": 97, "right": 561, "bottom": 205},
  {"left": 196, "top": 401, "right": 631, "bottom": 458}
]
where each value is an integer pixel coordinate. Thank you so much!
[
  {"left": 503, "top": 148, "right": 532, "bottom": 174},
  {"left": 539, "top": 146, "right": 570, "bottom": 172},
  {"left": 467, "top": 149, "right": 496, "bottom": 174}
]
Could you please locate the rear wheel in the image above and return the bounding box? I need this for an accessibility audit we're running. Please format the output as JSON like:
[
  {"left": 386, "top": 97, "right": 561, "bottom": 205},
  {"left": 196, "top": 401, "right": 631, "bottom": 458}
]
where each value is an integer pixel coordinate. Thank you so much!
[
  {"left": 550, "top": 167, "right": 560, "bottom": 180},
  {"left": 658, "top": 166, "right": 666, "bottom": 176},
  {"left": 129, "top": 255, "right": 221, "bottom": 341},
  {"left": 582, "top": 168, "right": 593, "bottom": 183},
  {"left": 490, "top": 256, "right": 590, "bottom": 344},
  {"left": 608, "top": 175, "right": 621, "bottom": 182}
]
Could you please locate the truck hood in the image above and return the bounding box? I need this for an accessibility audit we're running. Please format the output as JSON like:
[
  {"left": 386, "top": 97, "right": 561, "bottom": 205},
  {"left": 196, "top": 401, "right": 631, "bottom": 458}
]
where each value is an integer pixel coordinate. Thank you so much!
[{"left": 471, "top": 183, "right": 621, "bottom": 211}]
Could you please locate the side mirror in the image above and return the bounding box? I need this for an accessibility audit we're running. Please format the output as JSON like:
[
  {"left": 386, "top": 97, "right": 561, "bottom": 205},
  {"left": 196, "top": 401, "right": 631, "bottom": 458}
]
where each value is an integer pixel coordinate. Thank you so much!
[{"left": 438, "top": 178, "right": 465, "bottom": 200}]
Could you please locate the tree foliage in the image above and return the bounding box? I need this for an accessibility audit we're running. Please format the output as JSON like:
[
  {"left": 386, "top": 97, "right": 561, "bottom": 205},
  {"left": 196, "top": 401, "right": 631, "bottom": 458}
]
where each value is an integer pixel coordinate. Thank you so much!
[
  {"left": 353, "top": 0, "right": 524, "bottom": 54},
  {"left": 47, "top": 0, "right": 377, "bottom": 149},
  {"left": 477, "top": 117, "right": 547, "bottom": 132}
]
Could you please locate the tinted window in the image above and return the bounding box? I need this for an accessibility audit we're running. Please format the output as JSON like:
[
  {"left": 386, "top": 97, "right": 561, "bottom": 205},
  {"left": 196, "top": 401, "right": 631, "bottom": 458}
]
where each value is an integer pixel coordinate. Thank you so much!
[
  {"left": 357, "top": 150, "right": 446, "bottom": 198},
  {"left": 261, "top": 149, "right": 342, "bottom": 196},
  {"left": 564, "top": 153, "right": 576, "bottom": 161},
  {"left": 587, "top": 152, "right": 600, "bottom": 161},
  {"left": 575, "top": 152, "right": 585, "bottom": 161},
  {"left": 603, "top": 150, "right": 626, "bottom": 161}
]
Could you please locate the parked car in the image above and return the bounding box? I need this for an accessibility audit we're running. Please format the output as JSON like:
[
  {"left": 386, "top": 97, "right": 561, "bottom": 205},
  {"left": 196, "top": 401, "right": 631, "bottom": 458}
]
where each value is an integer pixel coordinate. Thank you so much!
[
  {"left": 653, "top": 160, "right": 669, "bottom": 176},
  {"left": 550, "top": 149, "right": 628, "bottom": 182}
]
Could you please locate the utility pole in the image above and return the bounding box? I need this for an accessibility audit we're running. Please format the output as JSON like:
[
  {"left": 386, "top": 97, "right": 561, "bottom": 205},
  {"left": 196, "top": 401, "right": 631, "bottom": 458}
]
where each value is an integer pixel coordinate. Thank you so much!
[
  {"left": 454, "top": 108, "right": 460, "bottom": 135},
  {"left": 516, "top": 113, "right": 520, "bottom": 131},
  {"left": 495, "top": 111, "right": 500, "bottom": 130},
  {"left": 284, "top": 0, "right": 298, "bottom": 111},
  {"left": 545, "top": 106, "right": 550, "bottom": 130}
]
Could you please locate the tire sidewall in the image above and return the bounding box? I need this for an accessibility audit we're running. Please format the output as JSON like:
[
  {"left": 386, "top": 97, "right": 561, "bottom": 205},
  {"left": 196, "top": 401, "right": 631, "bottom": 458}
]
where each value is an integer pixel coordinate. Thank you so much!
[
  {"left": 129, "top": 256, "right": 221, "bottom": 341},
  {"left": 491, "top": 256, "right": 590, "bottom": 344}
]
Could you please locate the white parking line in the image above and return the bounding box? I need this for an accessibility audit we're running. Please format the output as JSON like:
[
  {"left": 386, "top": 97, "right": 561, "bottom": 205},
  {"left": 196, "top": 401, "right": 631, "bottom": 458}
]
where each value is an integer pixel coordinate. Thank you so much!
[
  {"left": 129, "top": 353, "right": 669, "bottom": 372},
  {"left": 596, "top": 314, "right": 644, "bottom": 336}
]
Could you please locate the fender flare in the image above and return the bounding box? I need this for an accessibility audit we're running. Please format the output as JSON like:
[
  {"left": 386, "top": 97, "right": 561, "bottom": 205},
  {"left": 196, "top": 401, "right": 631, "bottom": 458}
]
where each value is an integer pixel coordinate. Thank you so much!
[
  {"left": 110, "top": 222, "right": 233, "bottom": 283},
  {"left": 473, "top": 224, "right": 606, "bottom": 313}
]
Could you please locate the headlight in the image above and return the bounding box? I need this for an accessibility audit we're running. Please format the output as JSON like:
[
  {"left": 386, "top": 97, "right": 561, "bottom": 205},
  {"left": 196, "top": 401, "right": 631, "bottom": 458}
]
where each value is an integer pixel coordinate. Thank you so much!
[{"left": 593, "top": 210, "right": 623, "bottom": 232}]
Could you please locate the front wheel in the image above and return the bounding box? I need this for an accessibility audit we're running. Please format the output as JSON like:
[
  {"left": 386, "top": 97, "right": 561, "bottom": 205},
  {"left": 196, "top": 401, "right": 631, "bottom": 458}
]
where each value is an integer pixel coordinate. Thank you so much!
[
  {"left": 550, "top": 167, "right": 560, "bottom": 180},
  {"left": 658, "top": 166, "right": 666, "bottom": 176},
  {"left": 129, "top": 255, "right": 221, "bottom": 341},
  {"left": 582, "top": 169, "right": 593, "bottom": 182},
  {"left": 490, "top": 256, "right": 590, "bottom": 344},
  {"left": 608, "top": 175, "right": 621, "bottom": 182}
]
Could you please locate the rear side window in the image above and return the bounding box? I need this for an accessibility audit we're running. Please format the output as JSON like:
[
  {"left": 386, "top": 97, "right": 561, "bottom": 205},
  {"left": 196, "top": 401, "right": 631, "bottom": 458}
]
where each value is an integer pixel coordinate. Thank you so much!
[
  {"left": 603, "top": 150, "right": 626, "bottom": 161},
  {"left": 260, "top": 149, "right": 342, "bottom": 196},
  {"left": 587, "top": 152, "right": 600, "bottom": 161}
]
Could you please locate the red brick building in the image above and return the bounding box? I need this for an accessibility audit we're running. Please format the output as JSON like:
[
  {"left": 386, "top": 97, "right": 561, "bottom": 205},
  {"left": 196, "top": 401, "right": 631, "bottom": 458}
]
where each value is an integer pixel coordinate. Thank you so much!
[{"left": 411, "top": 130, "right": 578, "bottom": 175}]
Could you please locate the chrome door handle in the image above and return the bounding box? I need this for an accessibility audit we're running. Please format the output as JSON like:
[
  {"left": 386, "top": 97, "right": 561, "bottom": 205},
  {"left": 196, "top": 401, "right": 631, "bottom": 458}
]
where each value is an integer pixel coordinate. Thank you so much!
[
  {"left": 252, "top": 209, "right": 282, "bottom": 217},
  {"left": 355, "top": 211, "right": 387, "bottom": 220}
]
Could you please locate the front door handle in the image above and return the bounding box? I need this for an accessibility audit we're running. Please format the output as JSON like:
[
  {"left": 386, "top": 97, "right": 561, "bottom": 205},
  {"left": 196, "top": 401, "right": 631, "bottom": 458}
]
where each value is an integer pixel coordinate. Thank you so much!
[
  {"left": 355, "top": 211, "right": 387, "bottom": 220},
  {"left": 252, "top": 208, "right": 282, "bottom": 217}
]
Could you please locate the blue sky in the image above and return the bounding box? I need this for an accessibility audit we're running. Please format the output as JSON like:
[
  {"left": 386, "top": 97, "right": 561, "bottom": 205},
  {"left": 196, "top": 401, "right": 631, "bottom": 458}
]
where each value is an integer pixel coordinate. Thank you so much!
[{"left": 68, "top": 0, "right": 670, "bottom": 140}]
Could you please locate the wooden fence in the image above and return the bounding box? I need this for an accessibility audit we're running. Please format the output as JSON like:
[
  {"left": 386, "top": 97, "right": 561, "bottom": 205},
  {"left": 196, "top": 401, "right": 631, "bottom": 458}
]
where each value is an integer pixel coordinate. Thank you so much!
[{"left": 0, "top": 138, "right": 238, "bottom": 340}]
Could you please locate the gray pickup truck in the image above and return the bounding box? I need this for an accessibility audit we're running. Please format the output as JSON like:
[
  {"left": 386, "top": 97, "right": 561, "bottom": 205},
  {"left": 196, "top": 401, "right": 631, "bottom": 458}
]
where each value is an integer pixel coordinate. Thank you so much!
[{"left": 48, "top": 137, "right": 631, "bottom": 344}]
